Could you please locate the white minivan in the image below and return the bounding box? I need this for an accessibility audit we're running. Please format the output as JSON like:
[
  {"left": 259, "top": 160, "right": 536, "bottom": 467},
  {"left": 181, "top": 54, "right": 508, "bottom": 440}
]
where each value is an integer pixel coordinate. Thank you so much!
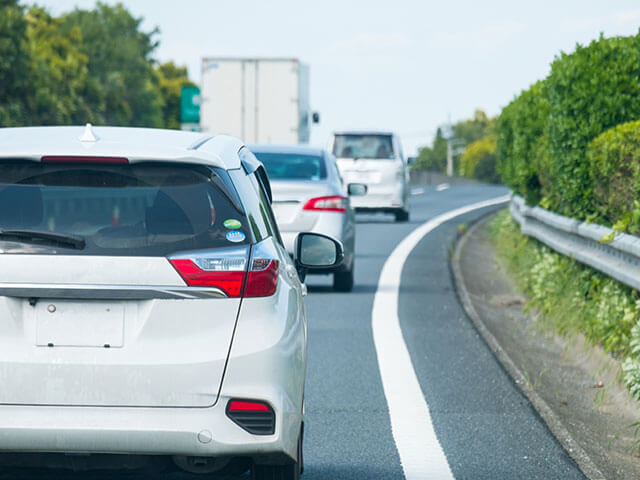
[
  {"left": 0, "top": 125, "right": 343, "bottom": 479},
  {"left": 329, "top": 131, "right": 409, "bottom": 222}
]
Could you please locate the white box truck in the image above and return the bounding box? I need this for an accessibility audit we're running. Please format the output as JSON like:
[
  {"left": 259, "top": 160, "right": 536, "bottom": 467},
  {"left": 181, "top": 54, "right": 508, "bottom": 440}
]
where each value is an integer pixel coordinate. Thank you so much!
[{"left": 200, "top": 57, "right": 314, "bottom": 144}]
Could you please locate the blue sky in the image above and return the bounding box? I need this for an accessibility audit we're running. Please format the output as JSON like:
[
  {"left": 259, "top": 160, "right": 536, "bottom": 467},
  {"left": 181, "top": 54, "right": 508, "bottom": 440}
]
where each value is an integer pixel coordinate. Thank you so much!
[{"left": 32, "top": 1, "right": 640, "bottom": 154}]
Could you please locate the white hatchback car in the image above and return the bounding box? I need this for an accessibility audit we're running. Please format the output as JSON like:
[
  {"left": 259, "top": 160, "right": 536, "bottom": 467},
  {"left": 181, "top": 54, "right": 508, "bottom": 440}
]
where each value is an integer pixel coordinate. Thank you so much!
[
  {"left": 329, "top": 131, "right": 410, "bottom": 222},
  {"left": 0, "top": 125, "right": 342, "bottom": 479}
]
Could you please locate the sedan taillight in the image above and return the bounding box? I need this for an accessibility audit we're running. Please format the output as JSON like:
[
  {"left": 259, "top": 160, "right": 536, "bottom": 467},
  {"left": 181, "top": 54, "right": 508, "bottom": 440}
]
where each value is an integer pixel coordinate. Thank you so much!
[{"left": 303, "top": 195, "right": 347, "bottom": 212}]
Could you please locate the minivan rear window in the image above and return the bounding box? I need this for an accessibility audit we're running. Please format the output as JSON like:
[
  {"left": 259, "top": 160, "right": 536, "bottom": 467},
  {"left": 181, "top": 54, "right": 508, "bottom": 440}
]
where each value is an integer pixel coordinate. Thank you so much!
[
  {"left": 253, "top": 152, "right": 327, "bottom": 181},
  {"left": 333, "top": 134, "right": 394, "bottom": 159},
  {"left": 0, "top": 161, "right": 250, "bottom": 256}
]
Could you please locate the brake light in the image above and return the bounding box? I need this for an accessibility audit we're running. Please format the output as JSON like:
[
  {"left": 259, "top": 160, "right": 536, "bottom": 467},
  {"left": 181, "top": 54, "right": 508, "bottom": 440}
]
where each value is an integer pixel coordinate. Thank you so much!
[
  {"left": 169, "top": 256, "right": 247, "bottom": 297},
  {"left": 245, "top": 259, "right": 279, "bottom": 297},
  {"left": 41, "top": 155, "right": 129, "bottom": 164},
  {"left": 169, "top": 248, "right": 279, "bottom": 298},
  {"left": 303, "top": 195, "right": 347, "bottom": 212}
]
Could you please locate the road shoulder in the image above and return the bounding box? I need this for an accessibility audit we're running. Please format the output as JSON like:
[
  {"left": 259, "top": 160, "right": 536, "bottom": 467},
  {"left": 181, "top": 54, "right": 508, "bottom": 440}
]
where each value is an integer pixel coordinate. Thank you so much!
[{"left": 452, "top": 211, "right": 640, "bottom": 480}]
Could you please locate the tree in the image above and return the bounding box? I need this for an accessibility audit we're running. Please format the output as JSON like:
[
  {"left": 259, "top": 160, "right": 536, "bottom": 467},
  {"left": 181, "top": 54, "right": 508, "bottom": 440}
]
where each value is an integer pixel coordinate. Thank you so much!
[
  {"left": 154, "top": 61, "right": 194, "bottom": 129},
  {"left": 23, "top": 7, "right": 94, "bottom": 125},
  {"left": 415, "top": 127, "right": 447, "bottom": 172},
  {"left": 62, "top": 2, "right": 163, "bottom": 127},
  {"left": 415, "top": 110, "right": 496, "bottom": 173},
  {"left": 453, "top": 109, "right": 496, "bottom": 145},
  {"left": 0, "top": 0, "right": 29, "bottom": 126},
  {"left": 460, "top": 134, "right": 500, "bottom": 183}
]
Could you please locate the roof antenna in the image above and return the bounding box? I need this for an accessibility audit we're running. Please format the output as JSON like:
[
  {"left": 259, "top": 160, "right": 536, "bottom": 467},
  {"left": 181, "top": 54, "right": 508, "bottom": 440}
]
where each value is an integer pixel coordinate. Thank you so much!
[{"left": 79, "top": 123, "right": 98, "bottom": 143}]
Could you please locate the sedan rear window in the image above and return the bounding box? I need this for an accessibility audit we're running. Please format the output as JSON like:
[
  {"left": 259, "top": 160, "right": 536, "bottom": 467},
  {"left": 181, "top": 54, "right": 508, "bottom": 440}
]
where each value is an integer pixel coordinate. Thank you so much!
[
  {"left": 253, "top": 152, "right": 327, "bottom": 181},
  {"left": 0, "top": 161, "right": 249, "bottom": 256},
  {"left": 333, "top": 134, "right": 394, "bottom": 159}
]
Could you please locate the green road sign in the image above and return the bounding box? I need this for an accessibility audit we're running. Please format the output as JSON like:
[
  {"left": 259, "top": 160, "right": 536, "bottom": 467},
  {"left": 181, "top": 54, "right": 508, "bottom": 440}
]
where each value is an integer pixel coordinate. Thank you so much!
[{"left": 180, "top": 86, "right": 200, "bottom": 124}]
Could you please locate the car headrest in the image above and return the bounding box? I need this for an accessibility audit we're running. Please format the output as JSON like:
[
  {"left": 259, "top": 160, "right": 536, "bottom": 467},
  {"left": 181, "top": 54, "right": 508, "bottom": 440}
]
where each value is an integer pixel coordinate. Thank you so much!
[
  {"left": 0, "top": 185, "right": 43, "bottom": 228},
  {"left": 146, "top": 185, "right": 212, "bottom": 235},
  {"left": 340, "top": 147, "right": 353, "bottom": 157}
]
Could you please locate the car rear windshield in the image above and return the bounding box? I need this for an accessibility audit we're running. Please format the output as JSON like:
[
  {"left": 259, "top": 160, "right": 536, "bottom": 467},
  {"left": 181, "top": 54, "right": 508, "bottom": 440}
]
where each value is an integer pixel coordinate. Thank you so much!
[
  {"left": 332, "top": 134, "right": 394, "bottom": 159},
  {"left": 253, "top": 152, "right": 327, "bottom": 181},
  {"left": 0, "top": 161, "right": 250, "bottom": 256}
]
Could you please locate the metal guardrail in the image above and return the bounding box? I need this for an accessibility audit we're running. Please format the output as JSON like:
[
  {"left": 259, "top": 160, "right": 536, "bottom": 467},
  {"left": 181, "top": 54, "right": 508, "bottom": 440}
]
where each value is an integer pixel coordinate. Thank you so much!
[{"left": 510, "top": 195, "right": 640, "bottom": 292}]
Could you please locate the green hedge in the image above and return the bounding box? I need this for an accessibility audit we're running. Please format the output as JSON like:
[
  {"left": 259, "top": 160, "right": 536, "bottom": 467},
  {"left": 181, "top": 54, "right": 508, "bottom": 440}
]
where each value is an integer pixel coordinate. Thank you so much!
[
  {"left": 587, "top": 121, "right": 640, "bottom": 233},
  {"left": 497, "top": 33, "right": 640, "bottom": 220},
  {"left": 496, "top": 80, "right": 549, "bottom": 205},
  {"left": 546, "top": 34, "right": 640, "bottom": 218}
]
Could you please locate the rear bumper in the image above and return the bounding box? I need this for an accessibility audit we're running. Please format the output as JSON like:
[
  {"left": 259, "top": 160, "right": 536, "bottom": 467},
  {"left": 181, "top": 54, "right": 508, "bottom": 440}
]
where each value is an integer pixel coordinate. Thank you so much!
[
  {"left": 350, "top": 184, "right": 406, "bottom": 211},
  {"left": 0, "top": 283, "right": 306, "bottom": 464},
  {"left": 0, "top": 398, "right": 295, "bottom": 463}
]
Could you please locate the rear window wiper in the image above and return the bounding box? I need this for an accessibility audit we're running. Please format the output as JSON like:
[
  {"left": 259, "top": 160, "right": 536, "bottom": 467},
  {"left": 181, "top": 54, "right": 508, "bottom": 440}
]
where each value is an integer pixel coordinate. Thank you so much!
[{"left": 0, "top": 229, "right": 86, "bottom": 250}]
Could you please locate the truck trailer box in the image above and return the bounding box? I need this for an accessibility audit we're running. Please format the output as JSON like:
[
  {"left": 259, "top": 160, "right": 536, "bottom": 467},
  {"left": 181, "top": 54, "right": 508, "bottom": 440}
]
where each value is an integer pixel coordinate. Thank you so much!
[{"left": 200, "top": 57, "right": 311, "bottom": 144}]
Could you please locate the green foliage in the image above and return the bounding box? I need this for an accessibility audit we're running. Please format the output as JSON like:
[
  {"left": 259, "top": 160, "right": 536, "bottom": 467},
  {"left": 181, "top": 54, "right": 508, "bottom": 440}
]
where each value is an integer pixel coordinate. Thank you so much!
[
  {"left": 587, "top": 120, "right": 640, "bottom": 233},
  {"left": 459, "top": 134, "right": 500, "bottom": 183},
  {"left": 0, "top": 0, "right": 29, "bottom": 126},
  {"left": 415, "top": 127, "right": 447, "bottom": 171},
  {"left": 415, "top": 110, "right": 496, "bottom": 174},
  {"left": 453, "top": 109, "right": 495, "bottom": 145},
  {"left": 490, "top": 210, "right": 640, "bottom": 398},
  {"left": 496, "top": 81, "right": 549, "bottom": 206},
  {"left": 545, "top": 34, "right": 640, "bottom": 217},
  {"left": 62, "top": 2, "right": 163, "bottom": 127},
  {"left": 0, "top": 1, "right": 193, "bottom": 129},
  {"left": 23, "top": 7, "right": 93, "bottom": 125},
  {"left": 155, "top": 62, "right": 194, "bottom": 130},
  {"left": 497, "top": 33, "right": 640, "bottom": 219}
]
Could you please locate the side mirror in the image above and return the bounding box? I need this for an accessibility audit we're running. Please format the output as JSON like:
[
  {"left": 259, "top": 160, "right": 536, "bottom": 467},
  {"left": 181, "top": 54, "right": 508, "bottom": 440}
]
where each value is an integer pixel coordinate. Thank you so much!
[
  {"left": 312, "top": 112, "right": 320, "bottom": 124},
  {"left": 407, "top": 156, "right": 417, "bottom": 166},
  {"left": 347, "top": 183, "right": 367, "bottom": 196},
  {"left": 294, "top": 232, "right": 344, "bottom": 282}
]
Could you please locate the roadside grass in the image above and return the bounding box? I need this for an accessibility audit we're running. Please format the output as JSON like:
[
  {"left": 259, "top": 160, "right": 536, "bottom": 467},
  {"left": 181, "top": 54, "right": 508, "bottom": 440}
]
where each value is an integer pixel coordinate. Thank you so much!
[{"left": 488, "top": 210, "right": 640, "bottom": 399}]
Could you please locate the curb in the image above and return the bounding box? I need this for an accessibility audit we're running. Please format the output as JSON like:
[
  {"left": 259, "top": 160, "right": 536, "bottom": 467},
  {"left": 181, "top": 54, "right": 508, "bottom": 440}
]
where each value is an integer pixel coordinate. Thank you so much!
[{"left": 450, "top": 213, "right": 606, "bottom": 480}]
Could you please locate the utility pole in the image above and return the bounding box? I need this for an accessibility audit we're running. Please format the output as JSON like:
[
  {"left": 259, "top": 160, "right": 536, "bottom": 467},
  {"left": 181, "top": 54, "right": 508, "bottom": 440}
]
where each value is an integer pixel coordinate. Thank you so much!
[{"left": 443, "top": 114, "right": 454, "bottom": 177}]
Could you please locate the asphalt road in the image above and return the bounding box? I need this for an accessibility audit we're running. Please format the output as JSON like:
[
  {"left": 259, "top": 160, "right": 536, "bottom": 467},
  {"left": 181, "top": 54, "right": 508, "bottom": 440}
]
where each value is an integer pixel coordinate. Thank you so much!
[
  {"left": 0, "top": 185, "right": 585, "bottom": 480},
  {"left": 302, "top": 184, "right": 585, "bottom": 479}
]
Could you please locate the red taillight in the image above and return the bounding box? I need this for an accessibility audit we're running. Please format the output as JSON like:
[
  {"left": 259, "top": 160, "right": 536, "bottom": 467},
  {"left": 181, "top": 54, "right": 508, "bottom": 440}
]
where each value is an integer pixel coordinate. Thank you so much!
[
  {"left": 170, "top": 259, "right": 246, "bottom": 297},
  {"left": 41, "top": 155, "right": 129, "bottom": 164},
  {"left": 227, "top": 400, "right": 271, "bottom": 412},
  {"left": 169, "top": 253, "right": 278, "bottom": 298},
  {"left": 303, "top": 195, "right": 347, "bottom": 212},
  {"left": 226, "top": 399, "right": 275, "bottom": 435},
  {"left": 245, "top": 259, "right": 279, "bottom": 297}
]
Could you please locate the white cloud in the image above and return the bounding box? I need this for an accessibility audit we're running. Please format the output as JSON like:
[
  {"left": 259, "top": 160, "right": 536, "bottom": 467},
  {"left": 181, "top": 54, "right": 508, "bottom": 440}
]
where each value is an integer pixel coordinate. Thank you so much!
[
  {"left": 431, "top": 21, "right": 526, "bottom": 51},
  {"left": 615, "top": 9, "right": 640, "bottom": 24},
  {"left": 330, "top": 32, "right": 411, "bottom": 52}
]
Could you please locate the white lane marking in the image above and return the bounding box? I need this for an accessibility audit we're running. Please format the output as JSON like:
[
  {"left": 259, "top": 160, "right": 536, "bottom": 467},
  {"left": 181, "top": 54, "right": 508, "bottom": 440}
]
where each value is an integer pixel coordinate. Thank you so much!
[
  {"left": 372, "top": 195, "right": 511, "bottom": 480},
  {"left": 411, "top": 187, "right": 425, "bottom": 196},
  {"left": 436, "top": 183, "right": 450, "bottom": 192}
]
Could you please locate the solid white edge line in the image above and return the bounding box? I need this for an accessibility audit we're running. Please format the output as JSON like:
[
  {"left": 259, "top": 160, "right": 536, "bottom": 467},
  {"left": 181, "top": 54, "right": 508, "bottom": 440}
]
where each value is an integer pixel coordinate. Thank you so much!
[{"left": 372, "top": 195, "right": 511, "bottom": 480}]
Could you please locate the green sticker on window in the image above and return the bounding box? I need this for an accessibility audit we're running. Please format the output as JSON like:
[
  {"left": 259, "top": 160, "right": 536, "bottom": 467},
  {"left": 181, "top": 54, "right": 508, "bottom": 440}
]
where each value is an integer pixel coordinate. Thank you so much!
[{"left": 224, "top": 219, "right": 242, "bottom": 229}]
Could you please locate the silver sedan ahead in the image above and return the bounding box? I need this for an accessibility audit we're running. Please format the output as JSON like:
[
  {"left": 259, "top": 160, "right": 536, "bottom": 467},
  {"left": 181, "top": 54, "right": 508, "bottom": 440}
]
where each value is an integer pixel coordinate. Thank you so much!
[{"left": 250, "top": 144, "right": 364, "bottom": 292}]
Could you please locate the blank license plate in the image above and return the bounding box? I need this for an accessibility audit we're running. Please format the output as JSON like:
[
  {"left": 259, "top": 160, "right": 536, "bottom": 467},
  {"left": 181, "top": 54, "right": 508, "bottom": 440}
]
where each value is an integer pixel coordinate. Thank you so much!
[{"left": 36, "top": 300, "right": 124, "bottom": 347}]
